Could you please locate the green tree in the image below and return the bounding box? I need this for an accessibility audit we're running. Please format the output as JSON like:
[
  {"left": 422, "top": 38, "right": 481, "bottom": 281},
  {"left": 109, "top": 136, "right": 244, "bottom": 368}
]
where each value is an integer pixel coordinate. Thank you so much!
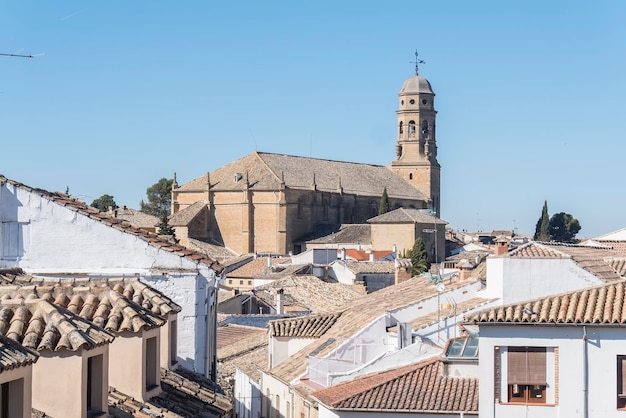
[
  {"left": 157, "top": 214, "right": 176, "bottom": 237},
  {"left": 140, "top": 178, "right": 173, "bottom": 219},
  {"left": 378, "top": 187, "right": 391, "bottom": 215},
  {"left": 401, "top": 238, "right": 430, "bottom": 276},
  {"left": 549, "top": 212, "right": 581, "bottom": 243},
  {"left": 91, "top": 194, "right": 117, "bottom": 212},
  {"left": 534, "top": 200, "right": 551, "bottom": 241}
]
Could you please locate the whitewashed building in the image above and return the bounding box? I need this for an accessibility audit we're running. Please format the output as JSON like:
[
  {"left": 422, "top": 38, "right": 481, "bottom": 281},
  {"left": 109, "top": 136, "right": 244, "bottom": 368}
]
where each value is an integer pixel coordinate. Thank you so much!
[
  {"left": 0, "top": 176, "right": 223, "bottom": 378},
  {"left": 466, "top": 280, "right": 626, "bottom": 417}
]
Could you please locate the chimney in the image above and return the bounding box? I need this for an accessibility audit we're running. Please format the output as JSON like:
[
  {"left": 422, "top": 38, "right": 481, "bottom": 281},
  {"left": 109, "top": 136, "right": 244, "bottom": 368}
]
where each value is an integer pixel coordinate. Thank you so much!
[
  {"left": 395, "top": 259, "right": 412, "bottom": 285},
  {"left": 494, "top": 236, "right": 509, "bottom": 256},
  {"left": 369, "top": 253, "right": 375, "bottom": 262},
  {"left": 459, "top": 260, "right": 473, "bottom": 281},
  {"left": 341, "top": 248, "right": 346, "bottom": 261},
  {"left": 276, "top": 289, "right": 284, "bottom": 315},
  {"left": 267, "top": 257, "right": 272, "bottom": 267}
]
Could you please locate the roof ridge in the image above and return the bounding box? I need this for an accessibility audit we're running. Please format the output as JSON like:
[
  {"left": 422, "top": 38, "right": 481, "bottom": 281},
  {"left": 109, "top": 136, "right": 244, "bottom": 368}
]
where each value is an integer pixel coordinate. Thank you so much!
[{"left": 254, "top": 151, "right": 284, "bottom": 185}]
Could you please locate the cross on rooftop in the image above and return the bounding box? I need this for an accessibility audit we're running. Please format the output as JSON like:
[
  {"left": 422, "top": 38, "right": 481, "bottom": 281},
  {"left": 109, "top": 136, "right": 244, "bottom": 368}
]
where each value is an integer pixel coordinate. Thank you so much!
[{"left": 410, "top": 50, "right": 425, "bottom": 75}]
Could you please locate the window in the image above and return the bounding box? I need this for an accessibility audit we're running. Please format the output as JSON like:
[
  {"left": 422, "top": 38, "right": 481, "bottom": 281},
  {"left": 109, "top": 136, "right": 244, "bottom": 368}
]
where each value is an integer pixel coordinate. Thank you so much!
[
  {"left": 617, "top": 355, "right": 626, "bottom": 409},
  {"left": 1, "top": 222, "right": 29, "bottom": 260},
  {"left": 274, "top": 394, "right": 280, "bottom": 418},
  {"left": 170, "top": 319, "right": 178, "bottom": 366},
  {"left": 399, "top": 121, "right": 403, "bottom": 134},
  {"left": 228, "top": 279, "right": 233, "bottom": 285},
  {"left": 239, "top": 280, "right": 244, "bottom": 285},
  {"left": 408, "top": 120, "right": 416, "bottom": 135},
  {"left": 507, "top": 347, "right": 546, "bottom": 404},
  {"left": 145, "top": 337, "right": 158, "bottom": 390},
  {"left": 87, "top": 355, "right": 104, "bottom": 417},
  {"left": 421, "top": 120, "right": 429, "bottom": 138},
  {"left": 247, "top": 280, "right": 252, "bottom": 285}
]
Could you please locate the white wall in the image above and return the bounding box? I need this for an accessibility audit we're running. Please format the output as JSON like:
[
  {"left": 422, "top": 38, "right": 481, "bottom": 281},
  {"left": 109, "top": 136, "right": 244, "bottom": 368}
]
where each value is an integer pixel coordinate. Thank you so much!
[
  {"left": 482, "top": 256, "right": 604, "bottom": 304},
  {"left": 234, "top": 367, "right": 261, "bottom": 418},
  {"left": 0, "top": 183, "right": 219, "bottom": 376},
  {"left": 478, "top": 324, "right": 626, "bottom": 418},
  {"left": 271, "top": 336, "right": 316, "bottom": 368}
]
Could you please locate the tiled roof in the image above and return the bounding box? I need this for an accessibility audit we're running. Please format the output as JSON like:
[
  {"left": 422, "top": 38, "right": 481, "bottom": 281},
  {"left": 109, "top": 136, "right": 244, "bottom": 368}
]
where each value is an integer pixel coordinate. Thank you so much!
[
  {"left": 299, "top": 224, "right": 371, "bottom": 245},
  {"left": 340, "top": 260, "right": 395, "bottom": 274},
  {"left": 0, "top": 176, "right": 223, "bottom": 273},
  {"left": 269, "top": 276, "right": 480, "bottom": 383},
  {"left": 169, "top": 200, "right": 208, "bottom": 226},
  {"left": 0, "top": 275, "right": 180, "bottom": 332},
  {"left": 367, "top": 208, "right": 447, "bottom": 225},
  {"left": 0, "top": 334, "right": 38, "bottom": 371},
  {"left": 508, "top": 242, "right": 623, "bottom": 281},
  {"left": 269, "top": 313, "right": 342, "bottom": 338},
  {"left": 185, "top": 239, "right": 244, "bottom": 267},
  {"left": 231, "top": 340, "right": 268, "bottom": 384},
  {"left": 253, "top": 275, "right": 364, "bottom": 314},
  {"left": 109, "top": 367, "right": 232, "bottom": 418},
  {"left": 387, "top": 297, "right": 494, "bottom": 333},
  {"left": 0, "top": 298, "right": 114, "bottom": 351},
  {"left": 227, "top": 257, "right": 290, "bottom": 278},
  {"left": 465, "top": 280, "right": 626, "bottom": 325},
  {"left": 344, "top": 249, "right": 393, "bottom": 261},
  {"left": 217, "top": 324, "right": 268, "bottom": 392},
  {"left": 312, "top": 357, "right": 478, "bottom": 413},
  {"left": 177, "top": 152, "right": 428, "bottom": 201},
  {"left": 107, "top": 206, "right": 159, "bottom": 229}
]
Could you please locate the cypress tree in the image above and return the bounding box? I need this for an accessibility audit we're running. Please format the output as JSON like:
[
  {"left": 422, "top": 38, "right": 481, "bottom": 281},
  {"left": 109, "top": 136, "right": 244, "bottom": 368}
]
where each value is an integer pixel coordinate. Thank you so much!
[
  {"left": 378, "top": 187, "right": 390, "bottom": 215},
  {"left": 534, "top": 200, "right": 551, "bottom": 241}
]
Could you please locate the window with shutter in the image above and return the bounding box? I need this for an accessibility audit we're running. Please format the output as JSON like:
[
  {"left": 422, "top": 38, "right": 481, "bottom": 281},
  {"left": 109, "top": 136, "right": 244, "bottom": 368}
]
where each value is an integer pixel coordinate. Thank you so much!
[{"left": 506, "top": 347, "right": 547, "bottom": 404}]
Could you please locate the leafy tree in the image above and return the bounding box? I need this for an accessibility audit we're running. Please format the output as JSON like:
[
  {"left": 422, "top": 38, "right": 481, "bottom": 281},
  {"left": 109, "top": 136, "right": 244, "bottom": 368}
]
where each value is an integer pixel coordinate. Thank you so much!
[
  {"left": 549, "top": 212, "right": 581, "bottom": 243},
  {"left": 400, "top": 238, "right": 430, "bottom": 276},
  {"left": 534, "top": 200, "right": 550, "bottom": 241},
  {"left": 91, "top": 194, "right": 117, "bottom": 212},
  {"left": 378, "top": 187, "right": 390, "bottom": 215},
  {"left": 140, "top": 178, "right": 173, "bottom": 219}
]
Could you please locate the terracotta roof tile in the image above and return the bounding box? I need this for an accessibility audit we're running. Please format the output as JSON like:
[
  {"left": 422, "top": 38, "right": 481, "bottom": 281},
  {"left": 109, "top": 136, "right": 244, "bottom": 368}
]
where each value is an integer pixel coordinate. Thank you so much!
[
  {"left": 108, "top": 368, "right": 232, "bottom": 417},
  {"left": 312, "top": 357, "right": 478, "bottom": 413},
  {"left": 508, "top": 242, "right": 623, "bottom": 281},
  {"left": 0, "top": 274, "right": 180, "bottom": 334},
  {"left": 227, "top": 257, "right": 290, "bottom": 278},
  {"left": 0, "top": 176, "right": 223, "bottom": 274},
  {"left": 0, "top": 334, "right": 38, "bottom": 371},
  {"left": 465, "top": 280, "right": 626, "bottom": 324},
  {"left": 269, "top": 313, "right": 342, "bottom": 338},
  {"left": 217, "top": 324, "right": 268, "bottom": 392},
  {"left": 340, "top": 260, "right": 395, "bottom": 274},
  {"left": 253, "top": 275, "right": 364, "bottom": 314},
  {"left": 0, "top": 298, "right": 114, "bottom": 352}
]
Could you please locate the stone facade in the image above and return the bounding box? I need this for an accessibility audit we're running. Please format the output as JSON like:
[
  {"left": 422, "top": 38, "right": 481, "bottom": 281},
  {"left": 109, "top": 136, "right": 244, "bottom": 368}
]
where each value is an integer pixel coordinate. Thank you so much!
[{"left": 172, "top": 71, "right": 441, "bottom": 255}]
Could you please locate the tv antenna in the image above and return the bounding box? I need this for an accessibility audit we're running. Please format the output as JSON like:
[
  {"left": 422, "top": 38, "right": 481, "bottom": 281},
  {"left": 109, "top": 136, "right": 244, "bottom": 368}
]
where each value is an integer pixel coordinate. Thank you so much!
[{"left": 0, "top": 53, "right": 34, "bottom": 58}]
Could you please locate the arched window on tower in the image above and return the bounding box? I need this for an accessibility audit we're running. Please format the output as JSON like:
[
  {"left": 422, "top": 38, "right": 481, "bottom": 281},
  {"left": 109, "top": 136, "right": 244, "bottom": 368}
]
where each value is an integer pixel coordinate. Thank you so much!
[
  {"left": 408, "top": 120, "right": 416, "bottom": 137},
  {"left": 421, "top": 120, "right": 429, "bottom": 139},
  {"left": 399, "top": 121, "right": 403, "bottom": 135},
  {"left": 409, "top": 173, "right": 413, "bottom": 180}
]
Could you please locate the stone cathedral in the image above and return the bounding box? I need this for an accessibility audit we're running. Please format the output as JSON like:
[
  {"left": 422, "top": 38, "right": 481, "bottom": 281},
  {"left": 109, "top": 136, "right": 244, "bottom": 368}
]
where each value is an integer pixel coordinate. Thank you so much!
[{"left": 170, "top": 65, "right": 441, "bottom": 255}]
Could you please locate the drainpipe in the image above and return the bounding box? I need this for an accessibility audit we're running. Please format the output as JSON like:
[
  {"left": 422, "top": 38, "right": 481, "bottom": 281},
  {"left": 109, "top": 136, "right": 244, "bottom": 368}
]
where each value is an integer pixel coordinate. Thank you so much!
[{"left": 583, "top": 326, "right": 588, "bottom": 418}]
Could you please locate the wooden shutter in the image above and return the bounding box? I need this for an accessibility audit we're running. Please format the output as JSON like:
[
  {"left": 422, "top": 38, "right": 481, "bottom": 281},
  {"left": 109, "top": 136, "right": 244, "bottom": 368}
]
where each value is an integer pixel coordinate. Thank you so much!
[{"left": 508, "top": 347, "right": 546, "bottom": 385}]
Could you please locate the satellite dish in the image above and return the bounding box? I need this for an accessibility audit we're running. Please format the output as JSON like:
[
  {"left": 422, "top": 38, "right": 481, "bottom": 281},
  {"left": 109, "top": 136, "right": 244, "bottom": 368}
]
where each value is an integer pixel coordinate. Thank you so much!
[{"left": 436, "top": 282, "right": 445, "bottom": 292}]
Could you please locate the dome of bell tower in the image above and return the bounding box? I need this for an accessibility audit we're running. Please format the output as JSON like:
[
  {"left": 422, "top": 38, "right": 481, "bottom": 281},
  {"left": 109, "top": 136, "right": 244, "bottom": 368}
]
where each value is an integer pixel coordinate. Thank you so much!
[{"left": 399, "top": 74, "right": 434, "bottom": 95}]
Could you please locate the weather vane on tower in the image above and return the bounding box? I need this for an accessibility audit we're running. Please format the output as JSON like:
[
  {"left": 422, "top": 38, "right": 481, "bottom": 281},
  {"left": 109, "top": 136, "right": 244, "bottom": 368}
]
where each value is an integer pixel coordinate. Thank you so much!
[{"left": 410, "top": 50, "right": 425, "bottom": 75}]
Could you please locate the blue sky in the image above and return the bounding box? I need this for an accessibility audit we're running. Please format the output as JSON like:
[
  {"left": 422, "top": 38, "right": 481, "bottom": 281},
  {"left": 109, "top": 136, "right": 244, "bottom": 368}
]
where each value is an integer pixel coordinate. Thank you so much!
[{"left": 2, "top": 1, "right": 625, "bottom": 238}]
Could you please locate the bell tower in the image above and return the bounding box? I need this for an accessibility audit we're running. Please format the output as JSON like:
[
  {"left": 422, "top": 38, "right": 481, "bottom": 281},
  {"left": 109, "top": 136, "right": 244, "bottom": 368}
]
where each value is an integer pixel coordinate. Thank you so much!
[{"left": 390, "top": 51, "right": 441, "bottom": 216}]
